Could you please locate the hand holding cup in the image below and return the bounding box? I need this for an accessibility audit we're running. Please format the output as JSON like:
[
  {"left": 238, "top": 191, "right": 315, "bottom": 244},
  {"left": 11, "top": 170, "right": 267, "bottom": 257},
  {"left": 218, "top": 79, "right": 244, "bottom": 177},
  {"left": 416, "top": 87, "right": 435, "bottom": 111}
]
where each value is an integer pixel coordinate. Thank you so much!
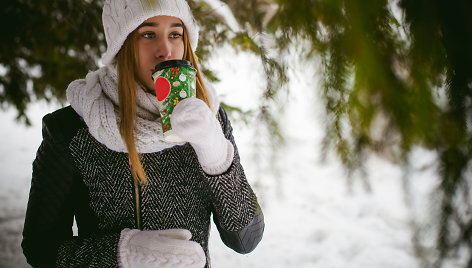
[{"left": 152, "top": 60, "right": 197, "bottom": 142}]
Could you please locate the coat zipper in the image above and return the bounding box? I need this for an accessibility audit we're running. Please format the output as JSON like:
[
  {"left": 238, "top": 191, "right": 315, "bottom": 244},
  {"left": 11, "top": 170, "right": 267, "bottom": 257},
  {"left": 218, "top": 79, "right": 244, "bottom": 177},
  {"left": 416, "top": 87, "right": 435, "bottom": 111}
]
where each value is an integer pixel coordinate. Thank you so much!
[{"left": 133, "top": 179, "right": 142, "bottom": 230}]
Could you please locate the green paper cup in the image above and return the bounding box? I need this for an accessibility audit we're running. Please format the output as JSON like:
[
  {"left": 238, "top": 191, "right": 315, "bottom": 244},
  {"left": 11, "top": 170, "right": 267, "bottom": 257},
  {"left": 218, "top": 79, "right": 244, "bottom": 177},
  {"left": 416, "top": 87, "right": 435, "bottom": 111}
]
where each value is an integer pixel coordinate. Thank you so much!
[{"left": 152, "top": 60, "right": 197, "bottom": 142}]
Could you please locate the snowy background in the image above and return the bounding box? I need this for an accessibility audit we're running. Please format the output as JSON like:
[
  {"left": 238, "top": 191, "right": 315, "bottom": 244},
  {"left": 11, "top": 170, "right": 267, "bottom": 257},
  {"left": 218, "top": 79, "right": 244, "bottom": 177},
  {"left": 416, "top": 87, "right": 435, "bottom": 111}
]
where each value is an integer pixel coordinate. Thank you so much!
[{"left": 0, "top": 48, "right": 459, "bottom": 268}]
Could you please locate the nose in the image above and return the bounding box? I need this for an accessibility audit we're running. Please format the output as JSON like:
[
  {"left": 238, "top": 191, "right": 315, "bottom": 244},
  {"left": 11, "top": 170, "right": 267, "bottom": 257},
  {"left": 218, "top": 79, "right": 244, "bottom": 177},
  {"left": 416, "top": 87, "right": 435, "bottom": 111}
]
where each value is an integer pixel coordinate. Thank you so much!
[{"left": 155, "top": 38, "right": 172, "bottom": 60}]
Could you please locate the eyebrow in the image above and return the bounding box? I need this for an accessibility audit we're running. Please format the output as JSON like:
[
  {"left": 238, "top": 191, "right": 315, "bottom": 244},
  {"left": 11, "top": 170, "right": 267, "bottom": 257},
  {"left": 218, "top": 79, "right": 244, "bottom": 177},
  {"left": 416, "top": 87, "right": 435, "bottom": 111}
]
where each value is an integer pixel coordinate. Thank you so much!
[{"left": 137, "top": 22, "right": 183, "bottom": 30}]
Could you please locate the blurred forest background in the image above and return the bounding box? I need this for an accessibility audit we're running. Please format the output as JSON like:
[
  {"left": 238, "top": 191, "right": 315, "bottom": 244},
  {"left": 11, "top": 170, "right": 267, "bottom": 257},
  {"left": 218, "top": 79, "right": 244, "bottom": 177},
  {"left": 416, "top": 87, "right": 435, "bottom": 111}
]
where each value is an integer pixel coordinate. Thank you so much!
[{"left": 1, "top": 0, "right": 471, "bottom": 267}]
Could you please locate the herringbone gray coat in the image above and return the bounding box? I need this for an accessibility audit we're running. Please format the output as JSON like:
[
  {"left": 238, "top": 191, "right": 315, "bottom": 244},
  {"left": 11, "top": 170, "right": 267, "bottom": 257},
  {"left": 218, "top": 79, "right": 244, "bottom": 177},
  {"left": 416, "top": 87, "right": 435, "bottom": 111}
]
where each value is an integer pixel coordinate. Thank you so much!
[{"left": 22, "top": 106, "right": 264, "bottom": 267}]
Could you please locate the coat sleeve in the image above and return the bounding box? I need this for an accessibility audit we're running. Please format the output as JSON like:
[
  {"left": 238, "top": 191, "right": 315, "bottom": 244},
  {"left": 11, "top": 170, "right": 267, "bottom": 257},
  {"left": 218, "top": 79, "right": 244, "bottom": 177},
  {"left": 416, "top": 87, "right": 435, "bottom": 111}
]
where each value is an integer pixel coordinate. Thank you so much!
[
  {"left": 21, "top": 108, "right": 121, "bottom": 267},
  {"left": 206, "top": 107, "right": 265, "bottom": 254}
]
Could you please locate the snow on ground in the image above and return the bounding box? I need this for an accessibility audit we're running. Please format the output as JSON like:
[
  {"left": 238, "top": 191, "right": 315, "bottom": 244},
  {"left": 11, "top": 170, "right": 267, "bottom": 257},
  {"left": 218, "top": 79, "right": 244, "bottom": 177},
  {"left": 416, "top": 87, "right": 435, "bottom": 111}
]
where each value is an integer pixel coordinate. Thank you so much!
[
  {"left": 0, "top": 102, "right": 47, "bottom": 268},
  {"left": 0, "top": 48, "right": 443, "bottom": 267}
]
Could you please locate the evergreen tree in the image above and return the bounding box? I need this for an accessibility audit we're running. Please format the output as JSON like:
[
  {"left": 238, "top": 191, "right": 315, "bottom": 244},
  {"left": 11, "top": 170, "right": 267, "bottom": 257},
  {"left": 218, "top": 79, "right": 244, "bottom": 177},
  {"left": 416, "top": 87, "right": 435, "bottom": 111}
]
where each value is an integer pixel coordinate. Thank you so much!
[
  {"left": 0, "top": 0, "right": 104, "bottom": 124},
  {"left": 266, "top": 0, "right": 472, "bottom": 266}
]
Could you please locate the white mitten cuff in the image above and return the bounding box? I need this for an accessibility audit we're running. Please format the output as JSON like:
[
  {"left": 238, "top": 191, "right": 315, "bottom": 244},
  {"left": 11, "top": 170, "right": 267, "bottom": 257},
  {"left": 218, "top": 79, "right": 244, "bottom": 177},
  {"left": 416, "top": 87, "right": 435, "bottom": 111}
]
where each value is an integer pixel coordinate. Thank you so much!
[
  {"left": 194, "top": 138, "right": 234, "bottom": 175},
  {"left": 118, "top": 229, "right": 140, "bottom": 268},
  {"left": 117, "top": 228, "right": 206, "bottom": 268},
  {"left": 171, "top": 98, "right": 235, "bottom": 175}
]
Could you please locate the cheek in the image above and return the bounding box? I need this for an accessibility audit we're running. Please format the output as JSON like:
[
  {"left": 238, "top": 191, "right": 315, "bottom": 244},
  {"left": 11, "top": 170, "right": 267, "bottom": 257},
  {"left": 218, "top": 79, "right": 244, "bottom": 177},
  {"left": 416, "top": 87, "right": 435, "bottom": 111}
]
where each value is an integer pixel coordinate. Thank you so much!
[
  {"left": 136, "top": 44, "right": 154, "bottom": 89},
  {"left": 137, "top": 57, "right": 147, "bottom": 80},
  {"left": 137, "top": 44, "right": 153, "bottom": 71},
  {"left": 138, "top": 44, "right": 152, "bottom": 65},
  {"left": 172, "top": 42, "right": 185, "bottom": 59}
]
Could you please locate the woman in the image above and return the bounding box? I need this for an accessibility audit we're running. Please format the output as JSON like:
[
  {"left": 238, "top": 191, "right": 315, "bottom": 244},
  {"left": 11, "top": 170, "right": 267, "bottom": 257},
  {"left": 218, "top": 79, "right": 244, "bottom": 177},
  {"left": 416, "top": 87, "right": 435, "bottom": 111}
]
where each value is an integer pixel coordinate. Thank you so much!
[{"left": 21, "top": 0, "right": 264, "bottom": 267}]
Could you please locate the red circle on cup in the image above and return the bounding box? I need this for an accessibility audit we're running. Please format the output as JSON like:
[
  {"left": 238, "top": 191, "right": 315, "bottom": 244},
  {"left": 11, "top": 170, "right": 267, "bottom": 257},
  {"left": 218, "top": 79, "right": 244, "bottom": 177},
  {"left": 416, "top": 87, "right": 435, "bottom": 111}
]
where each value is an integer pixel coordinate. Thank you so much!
[{"left": 155, "top": 77, "right": 171, "bottom": 102}]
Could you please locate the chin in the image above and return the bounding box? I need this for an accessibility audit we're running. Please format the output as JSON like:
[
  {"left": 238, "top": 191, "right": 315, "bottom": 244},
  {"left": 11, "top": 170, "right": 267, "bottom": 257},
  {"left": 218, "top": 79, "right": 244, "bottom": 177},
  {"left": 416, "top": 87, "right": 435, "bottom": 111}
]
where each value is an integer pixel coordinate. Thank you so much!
[{"left": 144, "top": 82, "right": 154, "bottom": 92}]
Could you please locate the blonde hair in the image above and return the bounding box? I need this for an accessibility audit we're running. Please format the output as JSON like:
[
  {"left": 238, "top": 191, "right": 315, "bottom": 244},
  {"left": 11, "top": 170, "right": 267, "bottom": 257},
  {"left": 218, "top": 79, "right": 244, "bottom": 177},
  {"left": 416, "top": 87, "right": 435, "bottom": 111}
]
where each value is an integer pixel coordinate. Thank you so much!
[{"left": 116, "top": 25, "right": 211, "bottom": 184}]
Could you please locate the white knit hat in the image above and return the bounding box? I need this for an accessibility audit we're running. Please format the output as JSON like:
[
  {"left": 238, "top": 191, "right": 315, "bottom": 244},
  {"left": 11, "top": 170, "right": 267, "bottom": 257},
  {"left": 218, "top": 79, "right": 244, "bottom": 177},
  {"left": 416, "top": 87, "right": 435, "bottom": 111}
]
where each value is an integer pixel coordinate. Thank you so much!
[{"left": 101, "top": 0, "right": 199, "bottom": 65}]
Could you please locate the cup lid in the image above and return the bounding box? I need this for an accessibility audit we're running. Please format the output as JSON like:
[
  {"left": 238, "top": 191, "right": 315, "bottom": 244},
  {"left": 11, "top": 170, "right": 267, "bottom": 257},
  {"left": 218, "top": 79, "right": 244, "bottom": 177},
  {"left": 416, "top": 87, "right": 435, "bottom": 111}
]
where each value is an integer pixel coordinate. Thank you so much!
[{"left": 153, "top": 60, "right": 196, "bottom": 73}]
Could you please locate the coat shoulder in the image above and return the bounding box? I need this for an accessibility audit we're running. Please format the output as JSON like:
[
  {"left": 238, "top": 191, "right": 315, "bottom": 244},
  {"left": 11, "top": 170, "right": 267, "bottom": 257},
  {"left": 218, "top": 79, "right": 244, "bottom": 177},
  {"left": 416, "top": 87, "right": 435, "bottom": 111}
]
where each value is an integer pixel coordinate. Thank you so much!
[{"left": 42, "top": 106, "right": 85, "bottom": 143}]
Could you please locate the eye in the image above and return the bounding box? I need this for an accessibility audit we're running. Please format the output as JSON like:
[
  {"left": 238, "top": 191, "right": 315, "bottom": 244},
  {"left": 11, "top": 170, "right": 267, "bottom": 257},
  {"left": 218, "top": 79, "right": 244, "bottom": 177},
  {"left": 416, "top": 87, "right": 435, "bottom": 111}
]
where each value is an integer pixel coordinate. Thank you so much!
[
  {"left": 170, "top": 32, "right": 182, "bottom": 39},
  {"left": 142, "top": 32, "right": 155, "bottom": 39}
]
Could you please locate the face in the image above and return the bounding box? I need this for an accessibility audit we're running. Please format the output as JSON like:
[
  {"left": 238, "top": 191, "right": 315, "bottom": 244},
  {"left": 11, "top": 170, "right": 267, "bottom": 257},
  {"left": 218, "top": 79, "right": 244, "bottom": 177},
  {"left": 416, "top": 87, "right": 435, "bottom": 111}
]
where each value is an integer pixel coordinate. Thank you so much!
[{"left": 136, "top": 16, "right": 185, "bottom": 91}]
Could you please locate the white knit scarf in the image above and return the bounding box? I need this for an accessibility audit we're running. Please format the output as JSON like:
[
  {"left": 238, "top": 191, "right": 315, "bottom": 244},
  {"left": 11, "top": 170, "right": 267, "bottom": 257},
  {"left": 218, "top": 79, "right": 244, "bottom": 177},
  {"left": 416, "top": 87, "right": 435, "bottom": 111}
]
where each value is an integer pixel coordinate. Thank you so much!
[{"left": 66, "top": 65, "right": 219, "bottom": 153}]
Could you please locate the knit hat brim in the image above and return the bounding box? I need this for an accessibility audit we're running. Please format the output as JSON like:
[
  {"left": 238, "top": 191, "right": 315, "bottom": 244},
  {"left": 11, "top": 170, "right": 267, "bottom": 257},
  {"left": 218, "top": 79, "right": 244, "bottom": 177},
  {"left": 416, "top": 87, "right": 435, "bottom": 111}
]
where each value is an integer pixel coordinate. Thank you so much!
[{"left": 101, "top": 0, "right": 199, "bottom": 66}]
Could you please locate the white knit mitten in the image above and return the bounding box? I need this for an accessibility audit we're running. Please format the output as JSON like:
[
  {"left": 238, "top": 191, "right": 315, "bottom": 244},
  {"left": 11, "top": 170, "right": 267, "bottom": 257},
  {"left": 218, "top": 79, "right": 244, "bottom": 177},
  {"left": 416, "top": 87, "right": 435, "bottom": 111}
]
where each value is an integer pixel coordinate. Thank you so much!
[
  {"left": 118, "top": 228, "right": 206, "bottom": 268},
  {"left": 171, "top": 98, "right": 235, "bottom": 175}
]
